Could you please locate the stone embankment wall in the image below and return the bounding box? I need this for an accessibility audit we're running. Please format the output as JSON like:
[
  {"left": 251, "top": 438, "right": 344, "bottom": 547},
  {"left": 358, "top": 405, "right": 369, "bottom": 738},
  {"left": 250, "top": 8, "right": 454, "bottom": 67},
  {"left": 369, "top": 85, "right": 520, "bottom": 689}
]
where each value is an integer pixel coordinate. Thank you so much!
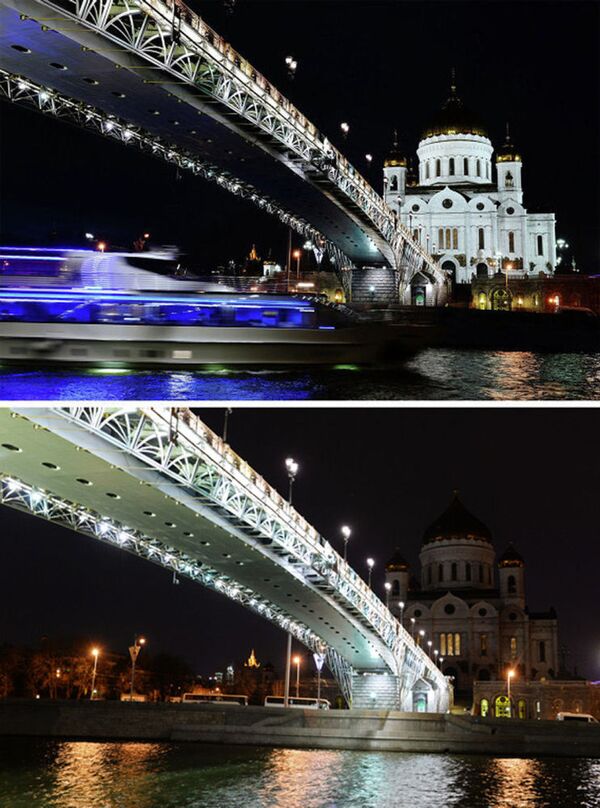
[{"left": 1, "top": 700, "right": 599, "bottom": 757}]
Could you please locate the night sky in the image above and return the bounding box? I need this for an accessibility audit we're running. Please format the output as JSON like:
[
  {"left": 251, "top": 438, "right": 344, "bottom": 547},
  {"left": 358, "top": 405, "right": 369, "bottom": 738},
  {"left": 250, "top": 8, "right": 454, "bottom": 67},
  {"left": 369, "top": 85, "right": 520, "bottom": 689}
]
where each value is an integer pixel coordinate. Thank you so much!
[
  {"left": 0, "top": 1, "right": 598, "bottom": 270},
  {"left": 1, "top": 407, "right": 598, "bottom": 680}
]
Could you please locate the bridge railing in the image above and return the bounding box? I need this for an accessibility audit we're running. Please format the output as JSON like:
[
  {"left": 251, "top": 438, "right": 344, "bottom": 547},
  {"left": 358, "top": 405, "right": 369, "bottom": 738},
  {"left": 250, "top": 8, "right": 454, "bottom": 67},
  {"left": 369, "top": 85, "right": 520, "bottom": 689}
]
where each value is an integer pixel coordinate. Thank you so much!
[{"left": 151, "top": 408, "right": 443, "bottom": 683}]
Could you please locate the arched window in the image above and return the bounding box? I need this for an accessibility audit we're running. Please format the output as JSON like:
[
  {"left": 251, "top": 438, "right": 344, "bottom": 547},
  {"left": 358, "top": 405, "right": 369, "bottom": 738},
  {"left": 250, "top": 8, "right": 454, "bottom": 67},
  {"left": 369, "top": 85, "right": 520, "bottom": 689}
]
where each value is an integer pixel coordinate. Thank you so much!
[
  {"left": 478, "top": 228, "right": 485, "bottom": 250},
  {"left": 445, "top": 229, "right": 452, "bottom": 250},
  {"left": 510, "top": 636, "right": 517, "bottom": 657},
  {"left": 463, "top": 157, "right": 469, "bottom": 175},
  {"left": 449, "top": 157, "right": 455, "bottom": 176},
  {"left": 425, "top": 162, "right": 430, "bottom": 179},
  {"left": 487, "top": 566, "right": 492, "bottom": 584},
  {"left": 506, "top": 171, "right": 514, "bottom": 188},
  {"left": 439, "top": 228, "right": 444, "bottom": 250},
  {"left": 495, "top": 695, "right": 511, "bottom": 718},
  {"left": 452, "top": 228, "right": 458, "bottom": 249},
  {"left": 390, "top": 175, "right": 398, "bottom": 191},
  {"left": 440, "top": 634, "right": 446, "bottom": 656},
  {"left": 518, "top": 699, "right": 527, "bottom": 719},
  {"left": 427, "top": 565, "right": 432, "bottom": 585},
  {"left": 476, "top": 159, "right": 481, "bottom": 177},
  {"left": 413, "top": 229, "right": 419, "bottom": 241},
  {"left": 479, "top": 563, "right": 483, "bottom": 583},
  {"left": 507, "top": 575, "right": 516, "bottom": 594},
  {"left": 392, "top": 579, "right": 400, "bottom": 596},
  {"left": 438, "top": 563, "right": 444, "bottom": 582},
  {"left": 539, "top": 641, "right": 546, "bottom": 663},
  {"left": 465, "top": 563, "right": 471, "bottom": 581},
  {"left": 537, "top": 235, "right": 544, "bottom": 255},
  {"left": 486, "top": 163, "right": 490, "bottom": 179},
  {"left": 508, "top": 231, "right": 515, "bottom": 253},
  {"left": 480, "top": 634, "right": 488, "bottom": 656},
  {"left": 480, "top": 698, "right": 489, "bottom": 718},
  {"left": 451, "top": 562, "right": 457, "bottom": 580},
  {"left": 454, "top": 633, "right": 461, "bottom": 655},
  {"left": 533, "top": 294, "right": 540, "bottom": 307},
  {"left": 436, "top": 159, "right": 441, "bottom": 177},
  {"left": 447, "top": 633, "right": 454, "bottom": 655}
]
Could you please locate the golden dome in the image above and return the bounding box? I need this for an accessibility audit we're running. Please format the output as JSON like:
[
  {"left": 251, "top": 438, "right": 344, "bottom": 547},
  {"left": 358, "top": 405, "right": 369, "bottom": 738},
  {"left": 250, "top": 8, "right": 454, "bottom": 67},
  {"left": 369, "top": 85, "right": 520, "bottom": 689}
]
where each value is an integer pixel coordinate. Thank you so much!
[{"left": 422, "top": 77, "right": 487, "bottom": 140}]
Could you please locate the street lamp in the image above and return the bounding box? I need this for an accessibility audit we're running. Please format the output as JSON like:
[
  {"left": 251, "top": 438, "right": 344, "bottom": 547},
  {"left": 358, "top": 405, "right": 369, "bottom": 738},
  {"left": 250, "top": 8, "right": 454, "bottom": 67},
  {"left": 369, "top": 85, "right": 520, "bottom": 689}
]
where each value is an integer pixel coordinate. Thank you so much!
[
  {"left": 505, "top": 261, "right": 513, "bottom": 291},
  {"left": 366, "top": 557, "right": 375, "bottom": 588},
  {"left": 410, "top": 617, "right": 416, "bottom": 640},
  {"left": 434, "top": 649, "right": 439, "bottom": 665},
  {"left": 427, "top": 640, "right": 433, "bottom": 658},
  {"left": 439, "top": 657, "right": 444, "bottom": 669},
  {"left": 285, "top": 55, "right": 298, "bottom": 79},
  {"left": 384, "top": 581, "right": 391, "bottom": 608},
  {"left": 507, "top": 669, "right": 515, "bottom": 701},
  {"left": 398, "top": 600, "right": 405, "bottom": 629},
  {"left": 285, "top": 457, "right": 298, "bottom": 505},
  {"left": 340, "top": 122, "right": 349, "bottom": 139},
  {"left": 418, "top": 629, "right": 425, "bottom": 647},
  {"left": 293, "top": 655, "right": 301, "bottom": 699},
  {"left": 341, "top": 525, "right": 351, "bottom": 562},
  {"left": 129, "top": 635, "right": 146, "bottom": 701},
  {"left": 292, "top": 249, "right": 302, "bottom": 283},
  {"left": 90, "top": 647, "right": 100, "bottom": 700},
  {"left": 365, "top": 153, "right": 373, "bottom": 164}
]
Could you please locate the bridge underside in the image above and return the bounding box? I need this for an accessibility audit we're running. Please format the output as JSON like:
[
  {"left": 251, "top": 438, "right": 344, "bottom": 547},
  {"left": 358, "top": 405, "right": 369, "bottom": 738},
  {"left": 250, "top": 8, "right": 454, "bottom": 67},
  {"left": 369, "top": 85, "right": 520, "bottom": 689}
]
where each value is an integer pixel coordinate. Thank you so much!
[{"left": 0, "top": 0, "right": 387, "bottom": 266}]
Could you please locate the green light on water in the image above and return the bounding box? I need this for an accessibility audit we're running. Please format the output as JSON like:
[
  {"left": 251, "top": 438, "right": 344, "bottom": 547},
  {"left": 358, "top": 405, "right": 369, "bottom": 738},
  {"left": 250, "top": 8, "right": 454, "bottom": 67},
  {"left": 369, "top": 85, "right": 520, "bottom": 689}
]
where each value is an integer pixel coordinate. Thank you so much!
[
  {"left": 88, "top": 368, "right": 131, "bottom": 375},
  {"left": 333, "top": 364, "right": 360, "bottom": 371}
]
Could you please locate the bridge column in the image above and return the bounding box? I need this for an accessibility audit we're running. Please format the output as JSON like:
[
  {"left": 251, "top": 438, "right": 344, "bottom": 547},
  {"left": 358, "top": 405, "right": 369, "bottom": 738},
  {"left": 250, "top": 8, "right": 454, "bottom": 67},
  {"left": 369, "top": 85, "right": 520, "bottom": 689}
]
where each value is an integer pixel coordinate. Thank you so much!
[{"left": 351, "top": 672, "right": 401, "bottom": 710}]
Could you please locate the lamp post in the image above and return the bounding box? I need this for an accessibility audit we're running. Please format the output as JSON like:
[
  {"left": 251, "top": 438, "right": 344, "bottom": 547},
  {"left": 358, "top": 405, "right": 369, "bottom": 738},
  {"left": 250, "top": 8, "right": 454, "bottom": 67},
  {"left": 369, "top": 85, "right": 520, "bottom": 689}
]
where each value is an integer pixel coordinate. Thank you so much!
[
  {"left": 398, "top": 601, "right": 405, "bottom": 629},
  {"left": 384, "top": 581, "right": 391, "bottom": 608},
  {"left": 341, "top": 525, "right": 351, "bottom": 562},
  {"left": 90, "top": 648, "right": 99, "bottom": 700},
  {"left": 366, "top": 558, "right": 375, "bottom": 588},
  {"left": 129, "top": 636, "right": 146, "bottom": 701},
  {"left": 507, "top": 669, "right": 515, "bottom": 701},
  {"left": 427, "top": 640, "right": 433, "bottom": 658},
  {"left": 285, "top": 457, "right": 298, "bottom": 505},
  {"left": 222, "top": 408, "right": 232, "bottom": 442},
  {"left": 292, "top": 249, "right": 302, "bottom": 284},
  {"left": 439, "top": 657, "right": 444, "bottom": 670},
  {"left": 410, "top": 617, "right": 416, "bottom": 640},
  {"left": 418, "top": 629, "right": 425, "bottom": 648},
  {"left": 434, "top": 649, "right": 439, "bottom": 666},
  {"left": 293, "top": 655, "right": 301, "bottom": 699},
  {"left": 340, "top": 122, "right": 349, "bottom": 140}
]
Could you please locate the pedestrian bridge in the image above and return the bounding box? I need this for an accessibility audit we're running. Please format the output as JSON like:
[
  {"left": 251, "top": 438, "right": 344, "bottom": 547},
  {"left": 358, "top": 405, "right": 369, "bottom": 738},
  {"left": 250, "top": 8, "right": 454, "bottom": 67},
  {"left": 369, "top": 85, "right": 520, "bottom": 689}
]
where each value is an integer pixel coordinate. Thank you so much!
[
  {"left": 0, "top": 407, "right": 451, "bottom": 711},
  {"left": 0, "top": 0, "right": 447, "bottom": 302}
]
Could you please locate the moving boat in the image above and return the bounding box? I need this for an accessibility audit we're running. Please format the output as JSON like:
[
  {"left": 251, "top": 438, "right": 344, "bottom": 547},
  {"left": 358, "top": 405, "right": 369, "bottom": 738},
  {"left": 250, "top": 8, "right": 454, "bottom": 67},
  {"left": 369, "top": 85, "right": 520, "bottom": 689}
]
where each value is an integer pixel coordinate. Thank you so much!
[{"left": 0, "top": 248, "right": 401, "bottom": 367}]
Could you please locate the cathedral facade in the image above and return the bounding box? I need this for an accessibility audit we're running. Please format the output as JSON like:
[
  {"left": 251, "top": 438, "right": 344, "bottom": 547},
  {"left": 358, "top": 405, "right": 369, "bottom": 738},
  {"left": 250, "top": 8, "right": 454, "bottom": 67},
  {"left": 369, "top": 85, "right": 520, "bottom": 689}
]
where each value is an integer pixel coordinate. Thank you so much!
[
  {"left": 383, "top": 82, "right": 557, "bottom": 287},
  {"left": 385, "top": 493, "right": 559, "bottom": 693}
]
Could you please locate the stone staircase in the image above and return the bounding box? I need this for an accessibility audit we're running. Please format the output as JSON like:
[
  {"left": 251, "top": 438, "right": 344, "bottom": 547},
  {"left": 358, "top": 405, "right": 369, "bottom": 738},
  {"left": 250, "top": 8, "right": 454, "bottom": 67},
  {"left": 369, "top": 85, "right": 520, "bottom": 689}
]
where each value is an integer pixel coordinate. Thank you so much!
[
  {"left": 352, "top": 673, "right": 400, "bottom": 709},
  {"left": 349, "top": 267, "right": 399, "bottom": 304}
]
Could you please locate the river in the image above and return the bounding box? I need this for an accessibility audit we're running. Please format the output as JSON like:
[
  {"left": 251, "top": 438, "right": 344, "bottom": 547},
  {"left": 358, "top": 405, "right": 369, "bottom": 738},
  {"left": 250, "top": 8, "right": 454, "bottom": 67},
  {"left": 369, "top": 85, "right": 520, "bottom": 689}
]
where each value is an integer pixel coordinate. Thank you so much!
[
  {"left": 0, "top": 349, "right": 599, "bottom": 400},
  {"left": 0, "top": 738, "right": 599, "bottom": 808}
]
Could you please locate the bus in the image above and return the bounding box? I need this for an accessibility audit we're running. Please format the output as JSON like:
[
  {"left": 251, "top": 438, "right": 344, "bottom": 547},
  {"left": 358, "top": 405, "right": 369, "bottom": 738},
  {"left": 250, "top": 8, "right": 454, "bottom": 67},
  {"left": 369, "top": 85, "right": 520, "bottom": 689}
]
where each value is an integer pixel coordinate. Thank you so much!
[
  {"left": 264, "top": 696, "right": 330, "bottom": 710},
  {"left": 181, "top": 693, "right": 248, "bottom": 706}
]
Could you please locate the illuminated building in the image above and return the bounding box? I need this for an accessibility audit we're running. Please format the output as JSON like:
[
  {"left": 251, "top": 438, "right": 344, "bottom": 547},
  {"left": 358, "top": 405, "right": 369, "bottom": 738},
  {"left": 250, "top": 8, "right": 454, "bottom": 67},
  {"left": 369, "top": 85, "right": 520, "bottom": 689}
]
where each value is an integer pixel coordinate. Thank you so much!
[
  {"left": 385, "top": 492, "right": 559, "bottom": 692},
  {"left": 383, "top": 79, "right": 557, "bottom": 285}
]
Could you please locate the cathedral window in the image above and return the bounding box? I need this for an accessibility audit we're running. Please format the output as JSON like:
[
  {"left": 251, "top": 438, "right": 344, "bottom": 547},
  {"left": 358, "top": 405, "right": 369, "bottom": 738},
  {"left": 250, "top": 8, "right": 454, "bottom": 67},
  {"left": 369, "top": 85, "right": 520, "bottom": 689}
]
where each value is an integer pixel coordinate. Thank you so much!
[
  {"left": 413, "top": 229, "right": 420, "bottom": 243},
  {"left": 392, "top": 579, "right": 400, "bottom": 596},
  {"left": 439, "top": 229, "right": 444, "bottom": 250},
  {"left": 480, "top": 698, "right": 489, "bottom": 717},
  {"left": 518, "top": 699, "right": 527, "bottom": 719},
  {"left": 427, "top": 565, "right": 432, "bottom": 585},
  {"left": 463, "top": 157, "right": 469, "bottom": 175},
  {"left": 487, "top": 566, "right": 492, "bottom": 584},
  {"left": 451, "top": 562, "right": 457, "bottom": 581},
  {"left": 454, "top": 633, "right": 461, "bottom": 655},
  {"left": 390, "top": 175, "right": 398, "bottom": 191},
  {"left": 478, "top": 228, "right": 485, "bottom": 250},
  {"left": 507, "top": 574, "right": 516, "bottom": 594},
  {"left": 466, "top": 563, "right": 471, "bottom": 581},
  {"left": 494, "top": 695, "right": 511, "bottom": 718},
  {"left": 445, "top": 229, "right": 452, "bottom": 250},
  {"left": 539, "top": 641, "right": 546, "bottom": 663},
  {"left": 447, "top": 633, "right": 454, "bottom": 655},
  {"left": 426, "top": 163, "right": 430, "bottom": 179},
  {"left": 449, "top": 158, "right": 455, "bottom": 176},
  {"left": 436, "top": 159, "right": 441, "bottom": 177},
  {"left": 440, "top": 634, "right": 446, "bottom": 656},
  {"left": 537, "top": 235, "right": 544, "bottom": 256},
  {"left": 480, "top": 634, "right": 488, "bottom": 656},
  {"left": 438, "top": 563, "right": 444, "bottom": 582},
  {"left": 476, "top": 159, "right": 481, "bottom": 177},
  {"left": 510, "top": 636, "right": 517, "bottom": 657},
  {"left": 452, "top": 228, "right": 458, "bottom": 250},
  {"left": 479, "top": 564, "right": 483, "bottom": 583},
  {"left": 508, "top": 231, "right": 515, "bottom": 253},
  {"left": 505, "top": 171, "right": 514, "bottom": 189},
  {"left": 440, "top": 633, "right": 460, "bottom": 656},
  {"left": 486, "top": 163, "right": 490, "bottom": 180}
]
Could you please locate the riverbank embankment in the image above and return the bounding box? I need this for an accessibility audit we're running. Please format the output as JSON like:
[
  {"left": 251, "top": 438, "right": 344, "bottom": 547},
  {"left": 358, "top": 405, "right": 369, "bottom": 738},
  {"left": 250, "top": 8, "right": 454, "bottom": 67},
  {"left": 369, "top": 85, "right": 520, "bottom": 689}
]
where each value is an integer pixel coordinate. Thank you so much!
[{"left": 1, "top": 700, "right": 599, "bottom": 757}]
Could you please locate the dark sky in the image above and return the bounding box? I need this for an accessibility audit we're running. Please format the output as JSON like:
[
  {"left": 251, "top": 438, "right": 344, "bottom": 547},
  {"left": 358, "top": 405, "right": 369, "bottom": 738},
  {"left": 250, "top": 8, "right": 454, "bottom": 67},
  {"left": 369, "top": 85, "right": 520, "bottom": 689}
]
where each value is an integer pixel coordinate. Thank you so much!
[
  {"left": 1, "top": 407, "right": 599, "bottom": 680},
  {"left": 0, "top": 1, "right": 598, "bottom": 269}
]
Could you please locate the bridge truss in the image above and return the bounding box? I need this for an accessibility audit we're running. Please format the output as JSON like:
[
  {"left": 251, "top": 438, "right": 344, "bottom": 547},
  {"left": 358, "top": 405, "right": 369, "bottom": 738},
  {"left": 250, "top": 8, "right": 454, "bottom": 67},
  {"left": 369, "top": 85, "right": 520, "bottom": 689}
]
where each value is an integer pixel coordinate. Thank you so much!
[{"left": 0, "top": 407, "right": 450, "bottom": 710}]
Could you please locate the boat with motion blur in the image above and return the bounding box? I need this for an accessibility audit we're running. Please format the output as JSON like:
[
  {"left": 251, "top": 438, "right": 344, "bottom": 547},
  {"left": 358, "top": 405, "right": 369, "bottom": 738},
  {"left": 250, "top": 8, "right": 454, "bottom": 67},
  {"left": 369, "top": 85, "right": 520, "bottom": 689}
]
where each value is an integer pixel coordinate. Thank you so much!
[{"left": 0, "top": 247, "right": 405, "bottom": 367}]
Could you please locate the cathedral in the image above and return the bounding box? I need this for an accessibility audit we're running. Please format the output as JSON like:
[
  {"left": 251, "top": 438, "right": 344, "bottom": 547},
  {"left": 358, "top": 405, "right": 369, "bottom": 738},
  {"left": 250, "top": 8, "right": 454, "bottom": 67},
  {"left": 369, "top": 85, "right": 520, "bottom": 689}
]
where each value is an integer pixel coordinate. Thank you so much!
[
  {"left": 383, "top": 80, "right": 557, "bottom": 287},
  {"left": 385, "top": 492, "right": 559, "bottom": 693}
]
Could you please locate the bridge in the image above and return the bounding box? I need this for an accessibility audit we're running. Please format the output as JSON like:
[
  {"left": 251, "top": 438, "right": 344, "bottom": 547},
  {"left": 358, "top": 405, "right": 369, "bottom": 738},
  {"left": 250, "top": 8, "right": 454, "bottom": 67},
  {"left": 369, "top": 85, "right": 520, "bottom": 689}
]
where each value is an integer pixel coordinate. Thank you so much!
[
  {"left": 0, "top": 0, "right": 448, "bottom": 304},
  {"left": 0, "top": 407, "right": 451, "bottom": 711}
]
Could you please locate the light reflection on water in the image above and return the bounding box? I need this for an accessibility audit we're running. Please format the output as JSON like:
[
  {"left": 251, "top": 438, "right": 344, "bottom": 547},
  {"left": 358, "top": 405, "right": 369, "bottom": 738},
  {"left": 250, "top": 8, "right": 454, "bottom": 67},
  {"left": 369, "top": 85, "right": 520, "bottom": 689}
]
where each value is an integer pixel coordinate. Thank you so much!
[
  {"left": 1, "top": 739, "right": 599, "bottom": 808},
  {"left": 0, "top": 350, "right": 599, "bottom": 400}
]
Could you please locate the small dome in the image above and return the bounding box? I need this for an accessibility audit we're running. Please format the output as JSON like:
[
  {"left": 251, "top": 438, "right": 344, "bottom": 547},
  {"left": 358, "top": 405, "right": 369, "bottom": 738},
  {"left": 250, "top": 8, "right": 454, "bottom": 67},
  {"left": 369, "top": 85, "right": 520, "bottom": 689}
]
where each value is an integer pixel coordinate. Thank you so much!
[
  {"left": 422, "top": 78, "right": 487, "bottom": 140},
  {"left": 497, "top": 123, "right": 522, "bottom": 163},
  {"left": 498, "top": 542, "right": 524, "bottom": 568},
  {"left": 423, "top": 491, "right": 492, "bottom": 544},
  {"left": 386, "top": 547, "right": 409, "bottom": 572},
  {"left": 384, "top": 130, "right": 407, "bottom": 167}
]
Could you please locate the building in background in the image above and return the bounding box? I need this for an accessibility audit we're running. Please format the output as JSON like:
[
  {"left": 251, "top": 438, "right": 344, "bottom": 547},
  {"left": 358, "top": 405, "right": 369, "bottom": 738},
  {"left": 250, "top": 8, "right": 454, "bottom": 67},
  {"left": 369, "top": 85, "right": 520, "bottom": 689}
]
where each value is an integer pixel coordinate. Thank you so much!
[
  {"left": 383, "top": 80, "right": 557, "bottom": 285},
  {"left": 385, "top": 492, "right": 559, "bottom": 694}
]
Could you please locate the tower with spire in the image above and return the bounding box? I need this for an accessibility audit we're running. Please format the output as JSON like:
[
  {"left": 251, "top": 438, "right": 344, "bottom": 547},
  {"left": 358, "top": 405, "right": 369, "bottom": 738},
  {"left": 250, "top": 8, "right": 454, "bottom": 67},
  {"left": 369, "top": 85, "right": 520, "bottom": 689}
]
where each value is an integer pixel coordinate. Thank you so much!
[{"left": 383, "top": 130, "right": 407, "bottom": 207}]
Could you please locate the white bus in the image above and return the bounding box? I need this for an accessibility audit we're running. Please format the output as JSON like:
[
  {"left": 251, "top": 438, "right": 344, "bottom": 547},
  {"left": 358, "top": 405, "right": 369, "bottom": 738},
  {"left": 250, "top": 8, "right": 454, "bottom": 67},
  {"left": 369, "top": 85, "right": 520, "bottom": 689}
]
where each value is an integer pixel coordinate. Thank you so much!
[
  {"left": 556, "top": 712, "right": 598, "bottom": 723},
  {"left": 264, "top": 696, "right": 330, "bottom": 710},
  {"left": 181, "top": 693, "right": 248, "bottom": 706}
]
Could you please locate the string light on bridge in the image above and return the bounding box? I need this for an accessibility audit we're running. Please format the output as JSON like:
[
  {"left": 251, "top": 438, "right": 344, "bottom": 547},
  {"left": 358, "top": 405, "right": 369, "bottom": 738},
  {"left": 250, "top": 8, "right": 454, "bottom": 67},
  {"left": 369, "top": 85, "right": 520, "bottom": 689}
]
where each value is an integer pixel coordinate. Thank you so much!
[
  {"left": 341, "top": 525, "right": 351, "bottom": 562},
  {"left": 366, "top": 557, "right": 375, "bottom": 588},
  {"left": 285, "top": 56, "right": 298, "bottom": 79},
  {"left": 340, "top": 122, "right": 350, "bottom": 139}
]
